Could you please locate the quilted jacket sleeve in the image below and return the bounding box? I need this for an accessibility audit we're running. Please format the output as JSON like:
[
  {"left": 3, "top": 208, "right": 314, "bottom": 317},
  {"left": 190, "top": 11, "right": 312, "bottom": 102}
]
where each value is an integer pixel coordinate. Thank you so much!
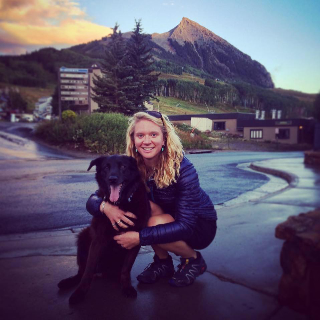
[
  {"left": 139, "top": 158, "right": 204, "bottom": 246},
  {"left": 86, "top": 190, "right": 104, "bottom": 217}
]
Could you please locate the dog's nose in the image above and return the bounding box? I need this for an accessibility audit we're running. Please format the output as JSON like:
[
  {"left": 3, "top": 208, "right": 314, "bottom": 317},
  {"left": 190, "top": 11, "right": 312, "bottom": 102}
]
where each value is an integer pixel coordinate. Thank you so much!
[{"left": 109, "top": 175, "right": 118, "bottom": 184}]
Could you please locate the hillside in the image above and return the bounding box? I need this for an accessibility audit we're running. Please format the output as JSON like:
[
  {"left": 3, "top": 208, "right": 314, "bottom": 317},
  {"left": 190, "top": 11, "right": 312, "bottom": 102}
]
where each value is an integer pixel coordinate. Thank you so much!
[
  {"left": 70, "top": 18, "right": 273, "bottom": 88},
  {"left": 0, "top": 18, "right": 316, "bottom": 118},
  {"left": 151, "top": 18, "right": 273, "bottom": 88},
  {"left": 272, "top": 88, "right": 317, "bottom": 103}
]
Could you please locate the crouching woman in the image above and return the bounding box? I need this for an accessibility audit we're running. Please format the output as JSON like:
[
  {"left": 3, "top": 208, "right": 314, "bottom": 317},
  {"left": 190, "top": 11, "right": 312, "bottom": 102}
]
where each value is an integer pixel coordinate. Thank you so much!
[{"left": 86, "top": 111, "right": 217, "bottom": 287}]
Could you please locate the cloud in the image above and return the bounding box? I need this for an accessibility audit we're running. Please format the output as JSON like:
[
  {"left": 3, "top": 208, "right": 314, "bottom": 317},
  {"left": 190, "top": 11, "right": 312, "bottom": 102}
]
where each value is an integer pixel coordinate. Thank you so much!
[{"left": 0, "top": 0, "right": 112, "bottom": 55}]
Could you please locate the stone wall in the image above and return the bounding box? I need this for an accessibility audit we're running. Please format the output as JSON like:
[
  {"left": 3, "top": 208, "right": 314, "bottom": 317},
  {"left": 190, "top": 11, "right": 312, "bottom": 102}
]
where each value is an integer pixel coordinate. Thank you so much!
[
  {"left": 275, "top": 209, "right": 320, "bottom": 319},
  {"left": 304, "top": 151, "right": 320, "bottom": 166}
]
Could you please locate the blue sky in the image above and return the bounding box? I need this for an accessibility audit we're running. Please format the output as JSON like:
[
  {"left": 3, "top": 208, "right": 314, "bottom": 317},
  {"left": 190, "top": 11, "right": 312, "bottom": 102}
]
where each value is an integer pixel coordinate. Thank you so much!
[{"left": 1, "top": 0, "right": 319, "bottom": 94}]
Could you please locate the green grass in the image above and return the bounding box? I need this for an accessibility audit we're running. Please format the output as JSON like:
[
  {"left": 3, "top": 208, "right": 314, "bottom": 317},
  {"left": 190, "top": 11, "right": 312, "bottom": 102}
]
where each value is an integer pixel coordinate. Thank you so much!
[
  {"left": 151, "top": 96, "right": 208, "bottom": 115},
  {"left": 151, "top": 96, "right": 253, "bottom": 115},
  {"left": 158, "top": 72, "right": 205, "bottom": 85}
]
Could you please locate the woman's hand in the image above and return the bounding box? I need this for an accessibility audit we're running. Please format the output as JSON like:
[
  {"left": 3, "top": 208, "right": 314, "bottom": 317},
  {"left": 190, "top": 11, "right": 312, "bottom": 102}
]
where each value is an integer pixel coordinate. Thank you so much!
[
  {"left": 100, "top": 201, "right": 137, "bottom": 231},
  {"left": 114, "top": 231, "right": 140, "bottom": 250}
]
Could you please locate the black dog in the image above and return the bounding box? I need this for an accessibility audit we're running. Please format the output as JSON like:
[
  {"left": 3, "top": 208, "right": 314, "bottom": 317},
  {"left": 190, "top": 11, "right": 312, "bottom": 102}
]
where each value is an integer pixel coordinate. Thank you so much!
[{"left": 58, "top": 155, "right": 150, "bottom": 305}]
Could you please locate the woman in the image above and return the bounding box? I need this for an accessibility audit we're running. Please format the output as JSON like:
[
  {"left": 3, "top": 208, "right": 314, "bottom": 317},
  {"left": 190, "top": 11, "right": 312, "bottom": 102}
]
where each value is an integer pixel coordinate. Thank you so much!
[{"left": 86, "top": 111, "right": 217, "bottom": 287}]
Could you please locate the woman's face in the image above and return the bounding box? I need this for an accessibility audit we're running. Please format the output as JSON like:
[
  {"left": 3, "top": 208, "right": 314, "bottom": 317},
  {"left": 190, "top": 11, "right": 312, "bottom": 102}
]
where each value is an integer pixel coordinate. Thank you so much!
[{"left": 133, "top": 119, "right": 164, "bottom": 166}]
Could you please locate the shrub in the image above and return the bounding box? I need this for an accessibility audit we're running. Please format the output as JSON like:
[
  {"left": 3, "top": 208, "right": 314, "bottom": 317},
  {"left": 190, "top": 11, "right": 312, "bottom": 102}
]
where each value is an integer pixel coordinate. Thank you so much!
[
  {"left": 62, "top": 110, "right": 77, "bottom": 122},
  {"left": 35, "top": 113, "right": 128, "bottom": 154},
  {"left": 175, "top": 123, "right": 201, "bottom": 135},
  {"left": 176, "top": 128, "right": 212, "bottom": 149},
  {"left": 35, "top": 112, "right": 212, "bottom": 153}
]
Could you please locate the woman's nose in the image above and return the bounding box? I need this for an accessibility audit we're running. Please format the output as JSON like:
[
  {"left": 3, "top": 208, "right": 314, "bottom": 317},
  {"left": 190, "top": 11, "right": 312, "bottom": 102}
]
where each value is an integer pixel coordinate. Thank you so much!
[{"left": 144, "top": 135, "right": 151, "bottom": 143}]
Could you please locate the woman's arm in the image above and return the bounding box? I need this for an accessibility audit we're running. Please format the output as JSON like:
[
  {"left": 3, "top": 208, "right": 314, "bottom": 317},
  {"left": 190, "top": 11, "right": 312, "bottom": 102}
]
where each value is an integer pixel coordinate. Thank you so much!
[
  {"left": 86, "top": 191, "right": 137, "bottom": 231},
  {"left": 86, "top": 191, "right": 104, "bottom": 217},
  {"left": 139, "top": 158, "right": 215, "bottom": 245}
]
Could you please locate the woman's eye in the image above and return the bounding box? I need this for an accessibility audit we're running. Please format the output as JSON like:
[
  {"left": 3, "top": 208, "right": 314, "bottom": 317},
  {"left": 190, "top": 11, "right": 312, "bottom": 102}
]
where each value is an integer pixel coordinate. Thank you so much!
[
  {"left": 151, "top": 133, "right": 157, "bottom": 137},
  {"left": 137, "top": 134, "right": 143, "bottom": 138}
]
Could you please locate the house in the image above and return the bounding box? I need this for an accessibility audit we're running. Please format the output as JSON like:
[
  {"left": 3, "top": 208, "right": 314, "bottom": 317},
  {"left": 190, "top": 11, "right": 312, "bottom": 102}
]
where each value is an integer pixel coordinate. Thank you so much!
[
  {"left": 34, "top": 96, "right": 52, "bottom": 120},
  {"left": 168, "top": 113, "right": 314, "bottom": 145},
  {"left": 239, "top": 119, "right": 315, "bottom": 144},
  {"left": 168, "top": 113, "right": 255, "bottom": 134}
]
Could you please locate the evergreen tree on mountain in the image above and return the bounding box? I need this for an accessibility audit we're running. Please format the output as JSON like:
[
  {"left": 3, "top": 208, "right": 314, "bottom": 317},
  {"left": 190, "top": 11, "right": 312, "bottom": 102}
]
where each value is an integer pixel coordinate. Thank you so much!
[
  {"left": 126, "top": 20, "right": 159, "bottom": 108},
  {"left": 92, "top": 25, "right": 135, "bottom": 114}
]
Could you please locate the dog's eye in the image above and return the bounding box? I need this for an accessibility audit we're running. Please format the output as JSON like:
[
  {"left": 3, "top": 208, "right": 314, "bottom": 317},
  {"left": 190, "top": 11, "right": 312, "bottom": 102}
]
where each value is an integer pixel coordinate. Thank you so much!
[{"left": 120, "top": 165, "right": 126, "bottom": 170}]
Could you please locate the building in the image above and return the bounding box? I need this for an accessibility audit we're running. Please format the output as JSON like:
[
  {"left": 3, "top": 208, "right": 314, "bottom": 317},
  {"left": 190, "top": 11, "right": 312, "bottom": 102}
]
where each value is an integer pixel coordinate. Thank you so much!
[
  {"left": 168, "top": 113, "right": 255, "bottom": 134},
  {"left": 33, "top": 96, "right": 52, "bottom": 120},
  {"left": 240, "top": 118, "right": 314, "bottom": 145},
  {"left": 168, "top": 113, "right": 314, "bottom": 145},
  {"left": 59, "top": 64, "right": 101, "bottom": 116}
]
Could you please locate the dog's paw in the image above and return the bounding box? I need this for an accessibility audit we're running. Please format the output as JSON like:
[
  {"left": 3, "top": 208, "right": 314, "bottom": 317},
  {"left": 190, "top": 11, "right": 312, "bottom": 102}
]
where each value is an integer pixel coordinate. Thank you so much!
[
  {"left": 69, "top": 288, "right": 87, "bottom": 305},
  {"left": 58, "top": 275, "right": 81, "bottom": 290},
  {"left": 122, "top": 285, "right": 137, "bottom": 298}
]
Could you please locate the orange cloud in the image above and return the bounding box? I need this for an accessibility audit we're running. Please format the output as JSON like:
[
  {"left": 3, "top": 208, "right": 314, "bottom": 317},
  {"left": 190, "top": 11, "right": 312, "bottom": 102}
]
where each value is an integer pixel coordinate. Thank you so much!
[{"left": 0, "top": 0, "right": 112, "bottom": 55}]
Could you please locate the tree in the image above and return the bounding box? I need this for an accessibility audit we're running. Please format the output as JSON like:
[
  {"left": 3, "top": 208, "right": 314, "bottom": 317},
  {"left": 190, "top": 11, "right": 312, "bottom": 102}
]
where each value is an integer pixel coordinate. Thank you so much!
[
  {"left": 51, "top": 85, "right": 59, "bottom": 116},
  {"left": 92, "top": 24, "right": 134, "bottom": 114},
  {"left": 9, "top": 91, "right": 27, "bottom": 112},
  {"left": 126, "top": 20, "right": 159, "bottom": 109},
  {"left": 313, "top": 93, "right": 320, "bottom": 122}
]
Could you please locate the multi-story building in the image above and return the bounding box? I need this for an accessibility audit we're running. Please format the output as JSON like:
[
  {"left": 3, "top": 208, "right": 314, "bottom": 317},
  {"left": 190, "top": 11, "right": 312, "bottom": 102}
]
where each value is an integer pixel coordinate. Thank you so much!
[{"left": 59, "top": 64, "right": 102, "bottom": 116}]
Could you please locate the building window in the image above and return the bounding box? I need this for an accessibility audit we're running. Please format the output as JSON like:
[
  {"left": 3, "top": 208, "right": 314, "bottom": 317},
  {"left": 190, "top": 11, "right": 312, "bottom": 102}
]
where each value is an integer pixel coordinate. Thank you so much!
[
  {"left": 278, "top": 128, "right": 290, "bottom": 139},
  {"left": 214, "top": 122, "right": 226, "bottom": 130},
  {"left": 250, "top": 129, "right": 263, "bottom": 139}
]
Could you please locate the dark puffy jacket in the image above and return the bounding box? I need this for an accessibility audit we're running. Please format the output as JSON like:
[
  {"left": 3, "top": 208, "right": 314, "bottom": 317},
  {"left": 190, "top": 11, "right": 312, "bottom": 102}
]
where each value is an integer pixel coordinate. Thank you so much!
[{"left": 86, "top": 156, "right": 217, "bottom": 246}]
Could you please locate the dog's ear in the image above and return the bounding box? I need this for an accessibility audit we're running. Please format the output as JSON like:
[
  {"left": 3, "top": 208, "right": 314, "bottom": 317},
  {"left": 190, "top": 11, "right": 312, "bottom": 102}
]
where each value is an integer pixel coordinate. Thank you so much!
[
  {"left": 87, "top": 157, "right": 105, "bottom": 171},
  {"left": 128, "top": 156, "right": 138, "bottom": 166}
]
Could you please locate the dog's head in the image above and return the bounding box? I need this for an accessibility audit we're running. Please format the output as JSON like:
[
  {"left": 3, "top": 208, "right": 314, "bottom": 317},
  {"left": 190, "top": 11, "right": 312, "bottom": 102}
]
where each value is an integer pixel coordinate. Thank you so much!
[{"left": 88, "top": 155, "right": 141, "bottom": 205}]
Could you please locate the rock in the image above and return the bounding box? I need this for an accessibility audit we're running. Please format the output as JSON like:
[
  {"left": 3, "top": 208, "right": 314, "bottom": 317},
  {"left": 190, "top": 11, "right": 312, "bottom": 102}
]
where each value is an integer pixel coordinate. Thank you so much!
[
  {"left": 304, "top": 151, "right": 320, "bottom": 166},
  {"left": 275, "top": 209, "right": 320, "bottom": 319}
]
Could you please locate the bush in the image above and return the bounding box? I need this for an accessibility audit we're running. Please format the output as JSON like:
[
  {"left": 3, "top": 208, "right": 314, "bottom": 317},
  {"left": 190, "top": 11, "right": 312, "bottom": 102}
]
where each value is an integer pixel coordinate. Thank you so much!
[
  {"left": 35, "top": 112, "right": 212, "bottom": 153},
  {"left": 175, "top": 123, "right": 201, "bottom": 135},
  {"left": 176, "top": 128, "right": 212, "bottom": 149},
  {"left": 35, "top": 113, "right": 128, "bottom": 154},
  {"left": 62, "top": 110, "right": 77, "bottom": 122}
]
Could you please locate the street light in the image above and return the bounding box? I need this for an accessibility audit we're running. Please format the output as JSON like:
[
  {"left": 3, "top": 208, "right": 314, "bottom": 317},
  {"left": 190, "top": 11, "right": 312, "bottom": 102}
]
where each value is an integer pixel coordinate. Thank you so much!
[{"left": 299, "top": 126, "right": 303, "bottom": 144}]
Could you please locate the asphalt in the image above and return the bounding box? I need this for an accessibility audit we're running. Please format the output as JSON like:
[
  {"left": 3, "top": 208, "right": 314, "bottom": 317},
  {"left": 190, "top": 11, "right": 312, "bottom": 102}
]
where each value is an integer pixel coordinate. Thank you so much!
[{"left": 1, "top": 156, "right": 320, "bottom": 320}]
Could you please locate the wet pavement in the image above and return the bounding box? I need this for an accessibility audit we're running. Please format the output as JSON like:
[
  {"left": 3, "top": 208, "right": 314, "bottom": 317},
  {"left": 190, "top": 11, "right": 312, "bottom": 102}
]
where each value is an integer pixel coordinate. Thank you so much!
[{"left": 0, "top": 156, "right": 319, "bottom": 320}]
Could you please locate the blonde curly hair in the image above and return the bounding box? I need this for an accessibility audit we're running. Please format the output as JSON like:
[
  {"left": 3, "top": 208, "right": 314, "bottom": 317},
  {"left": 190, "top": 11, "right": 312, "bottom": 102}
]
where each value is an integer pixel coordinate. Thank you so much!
[{"left": 126, "top": 111, "right": 184, "bottom": 188}]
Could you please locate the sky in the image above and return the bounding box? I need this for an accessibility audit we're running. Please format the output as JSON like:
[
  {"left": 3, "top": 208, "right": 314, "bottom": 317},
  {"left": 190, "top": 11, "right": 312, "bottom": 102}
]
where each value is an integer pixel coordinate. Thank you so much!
[{"left": 0, "top": 0, "right": 319, "bottom": 94}]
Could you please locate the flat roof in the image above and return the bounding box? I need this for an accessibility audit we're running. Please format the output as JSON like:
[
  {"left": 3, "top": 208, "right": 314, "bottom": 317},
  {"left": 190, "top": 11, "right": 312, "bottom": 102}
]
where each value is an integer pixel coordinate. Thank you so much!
[
  {"left": 238, "top": 118, "right": 314, "bottom": 128},
  {"left": 168, "top": 113, "right": 255, "bottom": 121}
]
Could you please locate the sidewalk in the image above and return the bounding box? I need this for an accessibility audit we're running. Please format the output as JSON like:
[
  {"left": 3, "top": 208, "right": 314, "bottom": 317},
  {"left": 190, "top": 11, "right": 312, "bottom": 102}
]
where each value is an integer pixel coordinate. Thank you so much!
[{"left": 1, "top": 157, "right": 319, "bottom": 320}]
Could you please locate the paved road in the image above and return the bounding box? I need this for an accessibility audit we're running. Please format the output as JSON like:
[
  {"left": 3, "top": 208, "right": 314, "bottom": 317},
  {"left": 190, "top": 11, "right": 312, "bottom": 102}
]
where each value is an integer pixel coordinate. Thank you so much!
[{"left": 0, "top": 123, "right": 304, "bottom": 235}]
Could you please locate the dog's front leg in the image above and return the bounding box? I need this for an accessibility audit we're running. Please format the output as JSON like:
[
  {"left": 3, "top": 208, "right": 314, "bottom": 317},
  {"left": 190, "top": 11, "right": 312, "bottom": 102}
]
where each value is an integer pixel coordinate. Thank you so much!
[
  {"left": 69, "top": 237, "right": 104, "bottom": 305},
  {"left": 120, "top": 245, "right": 141, "bottom": 298}
]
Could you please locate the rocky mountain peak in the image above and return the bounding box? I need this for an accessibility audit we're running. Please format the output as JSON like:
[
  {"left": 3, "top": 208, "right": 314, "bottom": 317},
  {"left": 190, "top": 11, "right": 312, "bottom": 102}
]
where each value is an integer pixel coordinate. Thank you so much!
[
  {"left": 151, "top": 17, "right": 273, "bottom": 88},
  {"left": 169, "top": 17, "right": 227, "bottom": 46}
]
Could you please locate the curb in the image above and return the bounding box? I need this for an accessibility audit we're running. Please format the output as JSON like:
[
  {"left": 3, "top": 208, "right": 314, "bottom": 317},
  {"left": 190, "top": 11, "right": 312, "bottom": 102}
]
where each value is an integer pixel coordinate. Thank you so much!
[{"left": 249, "top": 163, "right": 298, "bottom": 188}]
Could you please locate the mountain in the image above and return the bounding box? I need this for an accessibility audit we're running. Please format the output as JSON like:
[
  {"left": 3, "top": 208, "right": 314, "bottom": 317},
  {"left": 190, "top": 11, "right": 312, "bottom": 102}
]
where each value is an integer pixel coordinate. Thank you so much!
[
  {"left": 70, "top": 17, "right": 274, "bottom": 88},
  {"left": 151, "top": 18, "right": 273, "bottom": 88}
]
